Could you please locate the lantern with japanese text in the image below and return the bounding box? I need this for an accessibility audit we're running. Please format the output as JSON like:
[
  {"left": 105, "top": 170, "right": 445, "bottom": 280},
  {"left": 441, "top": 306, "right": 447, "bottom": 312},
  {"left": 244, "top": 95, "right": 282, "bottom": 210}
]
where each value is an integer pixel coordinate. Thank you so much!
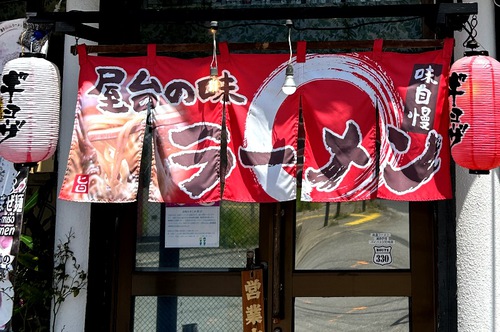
[
  {"left": 449, "top": 50, "right": 500, "bottom": 174},
  {"left": 0, "top": 53, "right": 60, "bottom": 164}
]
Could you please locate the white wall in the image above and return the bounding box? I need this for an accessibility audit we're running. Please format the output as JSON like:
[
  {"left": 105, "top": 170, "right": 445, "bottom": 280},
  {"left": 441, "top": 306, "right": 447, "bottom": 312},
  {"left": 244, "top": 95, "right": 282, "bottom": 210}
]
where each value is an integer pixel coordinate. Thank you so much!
[
  {"left": 54, "top": 1, "right": 99, "bottom": 331},
  {"left": 455, "top": 1, "right": 500, "bottom": 331}
]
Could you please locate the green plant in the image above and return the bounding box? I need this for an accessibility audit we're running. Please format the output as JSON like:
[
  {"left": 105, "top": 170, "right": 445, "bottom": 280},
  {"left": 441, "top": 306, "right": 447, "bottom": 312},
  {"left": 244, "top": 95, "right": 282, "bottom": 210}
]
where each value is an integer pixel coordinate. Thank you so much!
[
  {"left": 13, "top": 234, "right": 53, "bottom": 332},
  {"left": 12, "top": 228, "right": 88, "bottom": 332},
  {"left": 51, "top": 229, "right": 87, "bottom": 332},
  {"left": 219, "top": 203, "right": 259, "bottom": 248}
]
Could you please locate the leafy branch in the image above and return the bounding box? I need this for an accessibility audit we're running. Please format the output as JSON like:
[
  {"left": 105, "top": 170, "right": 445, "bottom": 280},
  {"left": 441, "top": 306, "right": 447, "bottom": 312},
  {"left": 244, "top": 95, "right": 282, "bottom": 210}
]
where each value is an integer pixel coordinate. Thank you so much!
[{"left": 51, "top": 228, "right": 87, "bottom": 332}]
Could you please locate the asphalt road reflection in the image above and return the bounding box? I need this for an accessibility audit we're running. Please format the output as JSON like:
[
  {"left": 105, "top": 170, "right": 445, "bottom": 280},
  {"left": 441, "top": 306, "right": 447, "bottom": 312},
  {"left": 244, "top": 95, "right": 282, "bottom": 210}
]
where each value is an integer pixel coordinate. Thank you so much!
[
  {"left": 294, "top": 200, "right": 410, "bottom": 331},
  {"left": 296, "top": 200, "right": 409, "bottom": 270}
]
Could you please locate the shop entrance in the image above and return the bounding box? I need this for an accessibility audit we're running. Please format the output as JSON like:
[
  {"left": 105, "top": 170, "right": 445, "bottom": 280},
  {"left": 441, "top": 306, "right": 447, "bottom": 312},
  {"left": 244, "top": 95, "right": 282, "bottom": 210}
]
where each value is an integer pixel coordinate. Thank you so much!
[{"left": 87, "top": 198, "right": 436, "bottom": 331}]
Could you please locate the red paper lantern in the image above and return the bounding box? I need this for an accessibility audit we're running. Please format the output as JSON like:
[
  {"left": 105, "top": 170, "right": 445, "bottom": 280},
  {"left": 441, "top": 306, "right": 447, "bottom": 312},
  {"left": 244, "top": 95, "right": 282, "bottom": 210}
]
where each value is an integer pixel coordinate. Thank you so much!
[
  {"left": 0, "top": 53, "right": 60, "bottom": 164},
  {"left": 449, "top": 51, "right": 500, "bottom": 174}
]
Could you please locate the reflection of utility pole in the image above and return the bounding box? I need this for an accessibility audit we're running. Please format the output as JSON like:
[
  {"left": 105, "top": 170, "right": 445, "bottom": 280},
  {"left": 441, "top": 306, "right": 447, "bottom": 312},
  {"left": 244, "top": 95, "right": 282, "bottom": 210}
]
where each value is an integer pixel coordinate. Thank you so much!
[
  {"left": 324, "top": 202, "right": 342, "bottom": 227},
  {"left": 324, "top": 203, "right": 330, "bottom": 227}
]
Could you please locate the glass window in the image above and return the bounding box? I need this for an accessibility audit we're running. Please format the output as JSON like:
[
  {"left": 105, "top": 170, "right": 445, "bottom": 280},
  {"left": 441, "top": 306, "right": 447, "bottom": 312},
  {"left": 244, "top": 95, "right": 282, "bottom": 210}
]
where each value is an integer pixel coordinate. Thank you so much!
[
  {"left": 134, "top": 296, "right": 242, "bottom": 331},
  {"left": 295, "top": 200, "right": 410, "bottom": 270},
  {"left": 136, "top": 199, "right": 259, "bottom": 270},
  {"left": 295, "top": 297, "right": 409, "bottom": 331}
]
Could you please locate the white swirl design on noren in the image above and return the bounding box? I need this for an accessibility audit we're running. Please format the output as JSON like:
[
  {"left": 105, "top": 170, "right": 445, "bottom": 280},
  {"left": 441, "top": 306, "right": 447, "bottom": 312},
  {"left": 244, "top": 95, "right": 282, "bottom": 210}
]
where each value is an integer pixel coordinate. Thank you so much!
[{"left": 242, "top": 53, "right": 404, "bottom": 201}]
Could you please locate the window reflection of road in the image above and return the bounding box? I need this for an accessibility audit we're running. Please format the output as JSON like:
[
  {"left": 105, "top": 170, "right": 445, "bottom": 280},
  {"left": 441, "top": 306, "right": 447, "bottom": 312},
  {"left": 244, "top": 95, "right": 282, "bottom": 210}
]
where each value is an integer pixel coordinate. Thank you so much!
[
  {"left": 295, "top": 200, "right": 409, "bottom": 270},
  {"left": 295, "top": 297, "right": 409, "bottom": 332},
  {"left": 294, "top": 200, "right": 410, "bottom": 331}
]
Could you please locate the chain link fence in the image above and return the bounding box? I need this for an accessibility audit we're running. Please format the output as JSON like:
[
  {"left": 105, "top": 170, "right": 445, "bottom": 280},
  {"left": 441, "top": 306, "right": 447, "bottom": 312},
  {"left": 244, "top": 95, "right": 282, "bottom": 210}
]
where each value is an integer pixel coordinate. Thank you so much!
[
  {"left": 134, "top": 296, "right": 242, "bottom": 331},
  {"left": 134, "top": 200, "right": 258, "bottom": 330}
]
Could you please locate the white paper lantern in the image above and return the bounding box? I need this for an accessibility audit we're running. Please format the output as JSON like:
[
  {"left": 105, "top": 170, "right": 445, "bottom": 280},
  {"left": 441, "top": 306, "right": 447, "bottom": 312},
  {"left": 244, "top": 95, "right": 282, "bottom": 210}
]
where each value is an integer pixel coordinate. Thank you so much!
[{"left": 0, "top": 54, "right": 60, "bottom": 164}]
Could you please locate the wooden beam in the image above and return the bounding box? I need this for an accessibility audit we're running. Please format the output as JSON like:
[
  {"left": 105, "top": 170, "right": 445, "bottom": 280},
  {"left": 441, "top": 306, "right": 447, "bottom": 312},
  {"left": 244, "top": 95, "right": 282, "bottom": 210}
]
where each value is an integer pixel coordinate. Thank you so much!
[{"left": 70, "top": 39, "right": 448, "bottom": 55}]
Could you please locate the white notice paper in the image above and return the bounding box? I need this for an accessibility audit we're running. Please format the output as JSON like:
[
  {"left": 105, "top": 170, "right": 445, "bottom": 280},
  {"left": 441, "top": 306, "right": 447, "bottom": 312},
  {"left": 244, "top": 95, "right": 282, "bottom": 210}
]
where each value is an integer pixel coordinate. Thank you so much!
[{"left": 165, "top": 203, "right": 220, "bottom": 248}]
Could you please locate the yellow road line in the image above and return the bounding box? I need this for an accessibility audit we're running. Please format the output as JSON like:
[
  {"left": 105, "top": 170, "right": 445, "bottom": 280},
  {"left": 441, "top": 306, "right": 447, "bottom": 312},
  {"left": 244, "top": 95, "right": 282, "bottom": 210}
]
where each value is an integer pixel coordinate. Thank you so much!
[
  {"left": 328, "top": 306, "right": 368, "bottom": 324},
  {"left": 297, "top": 212, "right": 381, "bottom": 225},
  {"left": 345, "top": 212, "right": 381, "bottom": 226},
  {"left": 297, "top": 214, "right": 324, "bottom": 222},
  {"left": 350, "top": 260, "right": 369, "bottom": 268}
]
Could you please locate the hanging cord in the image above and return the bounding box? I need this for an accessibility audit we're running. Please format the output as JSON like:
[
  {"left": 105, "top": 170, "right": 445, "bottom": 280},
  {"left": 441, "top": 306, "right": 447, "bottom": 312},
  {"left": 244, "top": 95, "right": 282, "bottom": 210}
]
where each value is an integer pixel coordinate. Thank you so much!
[
  {"left": 286, "top": 19, "right": 293, "bottom": 64},
  {"left": 208, "top": 21, "right": 221, "bottom": 93},
  {"left": 494, "top": 0, "right": 500, "bottom": 8},
  {"left": 282, "top": 19, "right": 297, "bottom": 95},
  {"left": 210, "top": 21, "right": 218, "bottom": 70}
]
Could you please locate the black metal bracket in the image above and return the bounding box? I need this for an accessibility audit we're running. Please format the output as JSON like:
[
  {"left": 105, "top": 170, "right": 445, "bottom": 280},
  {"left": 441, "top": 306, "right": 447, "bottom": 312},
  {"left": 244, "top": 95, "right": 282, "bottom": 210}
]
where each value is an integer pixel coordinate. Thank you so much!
[
  {"left": 27, "top": 3, "right": 478, "bottom": 43},
  {"left": 436, "top": 3, "right": 479, "bottom": 37}
]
